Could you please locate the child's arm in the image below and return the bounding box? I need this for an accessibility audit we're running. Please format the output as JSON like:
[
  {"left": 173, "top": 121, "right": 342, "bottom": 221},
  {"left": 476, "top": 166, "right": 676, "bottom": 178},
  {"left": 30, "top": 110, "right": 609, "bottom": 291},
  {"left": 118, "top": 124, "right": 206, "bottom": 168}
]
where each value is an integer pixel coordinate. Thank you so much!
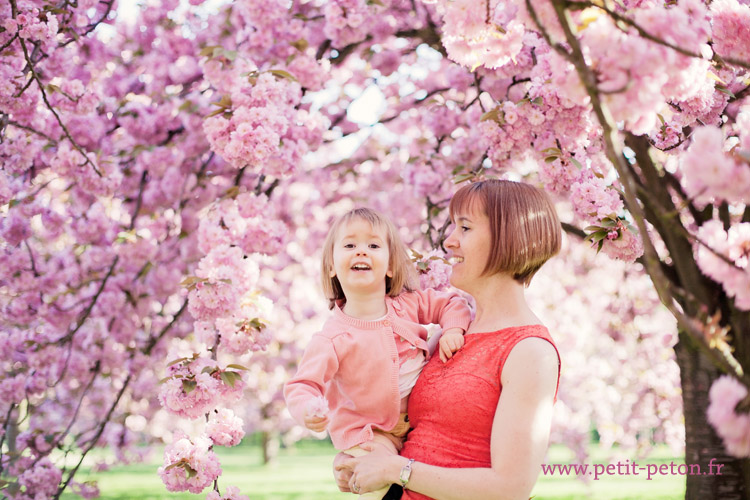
[
  {"left": 412, "top": 288, "right": 472, "bottom": 334},
  {"left": 283, "top": 334, "right": 339, "bottom": 432}
]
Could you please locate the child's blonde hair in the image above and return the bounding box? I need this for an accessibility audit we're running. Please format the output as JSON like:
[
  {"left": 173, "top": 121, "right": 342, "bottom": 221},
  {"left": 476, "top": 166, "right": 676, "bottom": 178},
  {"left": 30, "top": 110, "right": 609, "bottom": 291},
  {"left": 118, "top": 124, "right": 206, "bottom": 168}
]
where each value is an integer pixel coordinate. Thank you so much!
[{"left": 320, "top": 208, "right": 417, "bottom": 309}]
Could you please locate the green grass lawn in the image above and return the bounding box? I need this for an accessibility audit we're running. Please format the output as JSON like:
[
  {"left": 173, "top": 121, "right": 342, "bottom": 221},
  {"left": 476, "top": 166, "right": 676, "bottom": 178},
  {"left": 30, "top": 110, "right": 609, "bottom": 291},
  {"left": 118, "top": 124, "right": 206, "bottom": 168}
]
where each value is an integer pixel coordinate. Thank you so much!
[{"left": 61, "top": 441, "right": 686, "bottom": 500}]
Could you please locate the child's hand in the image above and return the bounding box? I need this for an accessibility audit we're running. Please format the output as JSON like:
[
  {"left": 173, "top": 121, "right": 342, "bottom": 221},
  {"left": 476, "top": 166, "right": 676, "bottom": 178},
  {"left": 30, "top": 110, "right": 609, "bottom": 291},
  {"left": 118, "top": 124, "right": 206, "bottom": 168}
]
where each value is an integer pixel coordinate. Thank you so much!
[
  {"left": 439, "top": 328, "right": 465, "bottom": 363},
  {"left": 305, "top": 396, "right": 330, "bottom": 432},
  {"left": 304, "top": 414, "right": 329, "bottom": 432}
]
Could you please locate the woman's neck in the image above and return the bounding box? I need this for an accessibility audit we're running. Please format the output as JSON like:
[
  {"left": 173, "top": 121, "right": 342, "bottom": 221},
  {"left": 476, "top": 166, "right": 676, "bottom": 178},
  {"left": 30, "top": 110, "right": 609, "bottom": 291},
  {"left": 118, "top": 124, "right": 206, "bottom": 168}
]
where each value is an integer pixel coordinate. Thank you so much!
[
  {"left": 342, "top": 293, "right": 388, "bottom": 320},
  {"left": 467, "top": 275, "right": 540, "bottom": 334}
]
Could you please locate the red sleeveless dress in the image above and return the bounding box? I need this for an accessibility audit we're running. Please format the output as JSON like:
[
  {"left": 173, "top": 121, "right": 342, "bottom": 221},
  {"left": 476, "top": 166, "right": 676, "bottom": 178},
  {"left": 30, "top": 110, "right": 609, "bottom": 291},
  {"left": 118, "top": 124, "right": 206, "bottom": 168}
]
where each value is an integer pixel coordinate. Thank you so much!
[{"left": 401, "top": 325, "right": 560, "bottom": 500}]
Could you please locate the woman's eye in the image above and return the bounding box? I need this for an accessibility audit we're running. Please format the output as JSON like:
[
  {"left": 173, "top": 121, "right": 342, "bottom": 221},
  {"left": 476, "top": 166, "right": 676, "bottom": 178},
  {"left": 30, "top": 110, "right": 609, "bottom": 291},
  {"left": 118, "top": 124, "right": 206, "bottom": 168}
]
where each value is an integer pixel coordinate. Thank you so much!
[{"left": 461, "top": 226, "right": 470, "bottom": 232}]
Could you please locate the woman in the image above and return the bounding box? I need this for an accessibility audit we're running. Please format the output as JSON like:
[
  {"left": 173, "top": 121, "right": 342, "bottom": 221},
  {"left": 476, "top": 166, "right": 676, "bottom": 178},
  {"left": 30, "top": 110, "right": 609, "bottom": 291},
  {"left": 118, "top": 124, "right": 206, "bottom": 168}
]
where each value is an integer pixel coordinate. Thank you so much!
[{"left": 335, "top": 179, "right": 562, "bottom": 500}]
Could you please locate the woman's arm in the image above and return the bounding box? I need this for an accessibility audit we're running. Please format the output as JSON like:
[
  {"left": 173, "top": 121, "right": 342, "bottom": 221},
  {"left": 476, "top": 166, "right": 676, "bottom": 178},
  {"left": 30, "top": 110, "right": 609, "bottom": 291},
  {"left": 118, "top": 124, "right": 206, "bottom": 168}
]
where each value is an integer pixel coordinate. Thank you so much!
[{"left": 343, "top": 337, "right": 559, "bottom": 500}]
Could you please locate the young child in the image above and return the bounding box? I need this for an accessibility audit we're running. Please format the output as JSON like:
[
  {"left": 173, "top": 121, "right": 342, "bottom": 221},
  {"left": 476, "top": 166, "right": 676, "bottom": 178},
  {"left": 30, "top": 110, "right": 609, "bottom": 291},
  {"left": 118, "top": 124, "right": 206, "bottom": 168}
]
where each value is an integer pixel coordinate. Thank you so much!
[{"left": 284, "top": 208, "right": 472, "bottom": 499}]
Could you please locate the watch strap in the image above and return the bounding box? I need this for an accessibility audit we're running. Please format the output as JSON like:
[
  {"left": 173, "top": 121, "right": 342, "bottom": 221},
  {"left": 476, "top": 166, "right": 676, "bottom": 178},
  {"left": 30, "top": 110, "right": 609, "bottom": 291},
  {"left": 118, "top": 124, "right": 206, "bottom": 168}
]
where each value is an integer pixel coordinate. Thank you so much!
[{"left": 400, "top": 458, "right": 415, "bottom": 486}]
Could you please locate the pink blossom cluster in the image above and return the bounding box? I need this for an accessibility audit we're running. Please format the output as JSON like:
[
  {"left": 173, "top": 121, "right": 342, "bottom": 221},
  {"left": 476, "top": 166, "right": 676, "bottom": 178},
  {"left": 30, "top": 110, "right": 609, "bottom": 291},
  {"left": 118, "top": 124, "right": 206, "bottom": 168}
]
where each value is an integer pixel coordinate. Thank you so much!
[
  {"left": 710, "top": 0, "right": 750, "bottom": 63},
  {"left": 578, "top": 3, "right": 712, "bottom": 135},
  {"left": 570, "top": 175, "right": 624, "bottom": 222},
  {"left": 158, "top": 357, "right": 245, "bottom": 420},
  {"left": 207, "top": 485, "right": 251, "bottom": 500},
  {"left": 207, "top": 408, "right": 246, "bottom": 447},
  {"left": 695, "top": 220, "right": 750, "bottom": 310},
  {"left": 681, "top": 126, "right": 750, "bottom": 206},
  {"left": 401, "top": 158, "right": 446, "bottom": 199},
  {"left": 203, "top": 71, "right": 317, "bottom": 178},
  {"left": 7, "top": 457, "right": 62, "bottom": 500},
  {"left": 3, "top": 4, "right": 59, "bottom": 50},
  {"left": 323, "top": 0, "right": 377, "bottom": 48},
  {"left": 431, "top": 0, "right": 525, "bottom": 70},
  {"left": 158, "top": 433, "right": 222, "bottom": 494},
  {"left": 415, "top": 250, "right": 453, "bottom": 291},
  {"left": 212, "top": 294, "right": 274, "bottom": 354},
  {"left": 598, "top": 224, "right": 645, "bottom": 264},
  {"left": 707, "top": 375, "right": 750, "bottom": 457}
]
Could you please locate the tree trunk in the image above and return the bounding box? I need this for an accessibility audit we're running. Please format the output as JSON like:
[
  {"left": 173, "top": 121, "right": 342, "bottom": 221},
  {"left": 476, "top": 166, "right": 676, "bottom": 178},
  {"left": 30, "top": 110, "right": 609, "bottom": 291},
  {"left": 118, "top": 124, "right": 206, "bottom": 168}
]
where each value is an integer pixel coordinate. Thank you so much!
[
  {"left": 261, "top": 430, "right": 279, "bottom": 465},
  {"left": 675, "top": 333, "right": 750, "bottom": 499}
]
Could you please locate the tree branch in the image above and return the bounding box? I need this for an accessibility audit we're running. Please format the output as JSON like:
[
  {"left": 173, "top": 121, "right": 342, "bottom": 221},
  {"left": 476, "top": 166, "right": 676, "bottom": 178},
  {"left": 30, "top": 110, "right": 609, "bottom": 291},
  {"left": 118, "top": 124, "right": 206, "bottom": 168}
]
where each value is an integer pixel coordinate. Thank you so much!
[
  {"left": 13, "top": 31, "right": 102, "bottom": 176},
  {"left": 550, "top": 0, "right": 750, "bottom": 387},
  {"left": 570, "top": 0, "right": 750, "bottom": 70}
]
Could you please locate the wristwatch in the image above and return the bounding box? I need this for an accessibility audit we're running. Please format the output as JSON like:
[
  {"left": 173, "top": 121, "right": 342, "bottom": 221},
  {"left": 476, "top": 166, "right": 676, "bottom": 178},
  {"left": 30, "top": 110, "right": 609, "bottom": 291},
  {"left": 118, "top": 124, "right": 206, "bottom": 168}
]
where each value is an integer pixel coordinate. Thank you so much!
[{"left": 400, "top": 458, "right": 415, "bottom": 486}]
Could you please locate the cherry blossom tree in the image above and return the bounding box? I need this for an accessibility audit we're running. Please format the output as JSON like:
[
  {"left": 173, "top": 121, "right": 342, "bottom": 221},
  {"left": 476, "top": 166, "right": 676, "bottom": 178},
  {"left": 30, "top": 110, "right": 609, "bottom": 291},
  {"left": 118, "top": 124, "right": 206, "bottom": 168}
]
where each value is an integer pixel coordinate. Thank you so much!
[{"left": 1, "top": 0, "right": 749, "bottom": 499}]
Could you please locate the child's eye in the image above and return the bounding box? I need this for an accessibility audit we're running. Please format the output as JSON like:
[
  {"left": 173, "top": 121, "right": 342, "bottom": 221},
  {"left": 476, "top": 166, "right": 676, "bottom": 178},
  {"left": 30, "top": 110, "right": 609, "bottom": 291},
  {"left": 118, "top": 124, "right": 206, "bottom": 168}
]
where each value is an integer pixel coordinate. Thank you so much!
[
  {"left": 344, "top": 243, "right": 355, "bottom": 248},
  {"left": 369, "top": 243, "right": 380, "bottom": 249}
]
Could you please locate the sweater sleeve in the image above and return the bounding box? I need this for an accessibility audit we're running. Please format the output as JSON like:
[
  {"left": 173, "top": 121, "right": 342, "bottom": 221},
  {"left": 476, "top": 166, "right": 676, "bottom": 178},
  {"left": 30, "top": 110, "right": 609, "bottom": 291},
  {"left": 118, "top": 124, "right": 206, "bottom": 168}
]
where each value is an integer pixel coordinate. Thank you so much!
[
  {"left": 283, "top": 334, "right": 340, "bottom": 425},
  {"left": 410, "top": 288, "right": 472, "bottom": 333}
]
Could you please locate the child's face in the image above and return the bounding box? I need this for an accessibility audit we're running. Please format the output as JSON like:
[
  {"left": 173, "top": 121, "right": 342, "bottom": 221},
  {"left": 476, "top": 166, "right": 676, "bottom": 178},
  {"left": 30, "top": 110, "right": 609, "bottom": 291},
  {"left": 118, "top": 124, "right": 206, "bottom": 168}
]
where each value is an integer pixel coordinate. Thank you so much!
[{"left": 331, "top": 218, "right": 391, "bottom": 298}]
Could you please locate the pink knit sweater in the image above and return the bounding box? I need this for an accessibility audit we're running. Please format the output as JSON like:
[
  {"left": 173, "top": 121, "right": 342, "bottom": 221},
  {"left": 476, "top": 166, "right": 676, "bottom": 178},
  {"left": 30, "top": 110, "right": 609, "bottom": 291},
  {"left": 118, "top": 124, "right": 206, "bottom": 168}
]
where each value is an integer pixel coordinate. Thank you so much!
[{"left": 284, "top": 289, "right": 472, "bottom": 451}]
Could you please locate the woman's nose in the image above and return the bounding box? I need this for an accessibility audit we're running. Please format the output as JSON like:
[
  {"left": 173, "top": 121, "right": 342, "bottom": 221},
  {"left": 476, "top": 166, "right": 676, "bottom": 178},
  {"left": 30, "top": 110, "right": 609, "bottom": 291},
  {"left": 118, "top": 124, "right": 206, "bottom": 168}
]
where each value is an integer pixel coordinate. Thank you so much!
[{"left": 445, "top": 230, "right": 457, "bottom": 249}]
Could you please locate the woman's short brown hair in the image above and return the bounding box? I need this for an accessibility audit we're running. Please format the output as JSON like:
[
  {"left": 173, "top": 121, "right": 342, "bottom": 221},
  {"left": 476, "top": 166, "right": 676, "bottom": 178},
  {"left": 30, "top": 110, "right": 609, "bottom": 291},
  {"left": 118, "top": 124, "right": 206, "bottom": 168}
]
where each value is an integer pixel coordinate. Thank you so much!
[
  {"left": 320, "top": 208, "right": 417, "bottom": 309},
  {"left": 448, "top": 179, "right": 561, "bottom": 286}
]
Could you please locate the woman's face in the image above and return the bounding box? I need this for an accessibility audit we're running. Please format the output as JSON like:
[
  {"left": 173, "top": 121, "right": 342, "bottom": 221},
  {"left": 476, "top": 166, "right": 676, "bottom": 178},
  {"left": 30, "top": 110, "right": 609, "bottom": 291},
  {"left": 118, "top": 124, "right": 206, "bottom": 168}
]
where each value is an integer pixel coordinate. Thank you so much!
[{"left": 444, "top": 207, "right": 492, "bottom": 293}]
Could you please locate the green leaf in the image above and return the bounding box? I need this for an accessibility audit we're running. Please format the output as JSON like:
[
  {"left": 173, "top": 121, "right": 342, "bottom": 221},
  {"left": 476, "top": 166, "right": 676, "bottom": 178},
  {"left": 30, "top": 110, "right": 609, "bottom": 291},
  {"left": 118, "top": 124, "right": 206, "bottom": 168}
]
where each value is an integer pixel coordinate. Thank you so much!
[
  {"left": 736, "top": 149, "right": 750, "bottom": 163},
  {"left": 453, "top": 173, "right": 475, "bottom": 184},
  {"left": 290, "top": 39, "right": 309, "bottom": 52},
  {"left": 0, "top": 479, "right": 9, "bottom": 489},
  {"left": 587, "top": 230, "right": 610, "bottom": 243},
  {"left": 202, "top": 366, "right": 217, "bottom": 374},
  {"left": 410, "top": 249, "right": 424, "bottom": 260},
  {"left": 544, "top": 156, "right": 558, "bottom": 163},
  {"left": 716, "top": 84, "right": 735, "bottom": 98},
  {"left": 185, "top": 464, "right": 198, "bottom": 479},
  {"left": 268, "top": 69, "right": 299, "bottom": 82},
  {"left": 249, "top": 318, "right": 267, "bottom": 330},
  {"left": 220, "top": 371, "right": 241, "bottom": 388},
  {"left": 167, "top": 357, "right": 189, "bottom": 367},
  {"left": 531, "top": 96, "right": 544, "bottom": 106},
  {"left": 180, "top": 276, "right": 203, "bottom": 289},
  {"left": 116, "top": 230, "right": 138, "bottom": 243},
  {"left": 480, "top": 107, "right": 503, "bottom": 123},
  {"left": 199, "top": 45, "right": 222, "bottom": 57},
  {"left": 223, "top": 186, "right": 240, "bottom": 199},
  {"left": 541, "top": 147, "right": 561, "bottom": 155},
  {"left": 417, "top": 261, "right": 429, "bottom": 271},
  {"left": 226, "top": 363, "right": 249, "bottom": 371},
  {"left": 570, "top": 157, "right": 584, "bottom": 170},
  {"left": 182, "top": 380, "right": 197, "bottom": 394}
]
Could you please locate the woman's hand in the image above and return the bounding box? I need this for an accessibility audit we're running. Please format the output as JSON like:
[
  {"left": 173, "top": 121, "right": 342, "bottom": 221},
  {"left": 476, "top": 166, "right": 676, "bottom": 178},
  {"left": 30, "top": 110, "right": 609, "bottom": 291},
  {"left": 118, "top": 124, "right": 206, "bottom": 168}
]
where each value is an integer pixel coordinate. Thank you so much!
[
  {"left": 337, "top": 443, "right": 406, "bottom": 494},
  {"left": 333, "top": 452, "right": 354, "bottom": 492}
]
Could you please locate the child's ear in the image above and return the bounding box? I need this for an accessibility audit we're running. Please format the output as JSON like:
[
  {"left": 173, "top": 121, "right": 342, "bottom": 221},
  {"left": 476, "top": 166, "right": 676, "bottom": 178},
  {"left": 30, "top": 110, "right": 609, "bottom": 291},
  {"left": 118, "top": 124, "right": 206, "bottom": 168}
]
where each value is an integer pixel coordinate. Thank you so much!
[
  {"left": 329, "top": 270, "right": 336, "bottom": 278},
  {"left": 386, "top": 269, "right": 393, "bottom": 278}
]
